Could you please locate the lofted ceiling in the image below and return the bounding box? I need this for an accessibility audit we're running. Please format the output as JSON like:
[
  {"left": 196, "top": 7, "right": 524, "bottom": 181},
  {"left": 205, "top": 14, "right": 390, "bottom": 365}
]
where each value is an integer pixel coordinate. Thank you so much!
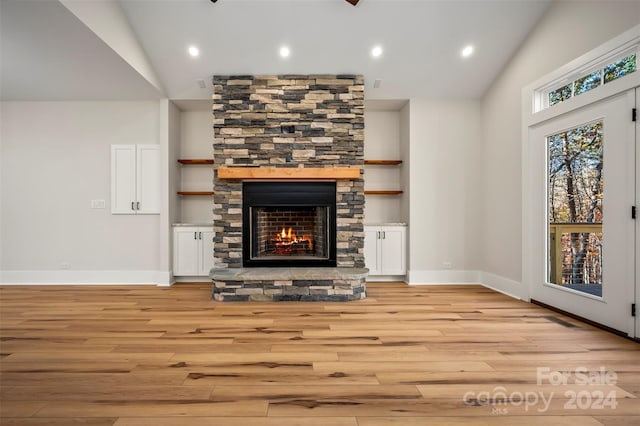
[
  {"left": 0, "top": 0, "right": 162, "bottom": 101},
  {"left": 0, "top": 0, "right": 552, "bottom": 103}
]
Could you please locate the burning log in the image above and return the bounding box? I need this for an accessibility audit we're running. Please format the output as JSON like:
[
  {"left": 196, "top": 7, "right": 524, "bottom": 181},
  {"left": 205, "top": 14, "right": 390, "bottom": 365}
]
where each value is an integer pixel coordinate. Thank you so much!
[{"left": 272, "top": 227, "right": 313, "bottom": 254}]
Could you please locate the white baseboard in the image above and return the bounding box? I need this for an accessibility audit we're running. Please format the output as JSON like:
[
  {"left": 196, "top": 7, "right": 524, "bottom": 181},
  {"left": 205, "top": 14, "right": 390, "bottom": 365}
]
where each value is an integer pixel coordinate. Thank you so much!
[
  {"left": 0, "top": 270, "right": 162, "bottom": 285},
  {"left": 403, "top": 269, "right": 528, "bottom": 301},
  {"left": 155, "top": 271, "right": 174, "bottom": 287},
  {"left": 407, "top": 269, "right": 481, "bottom": 285},
  {"left": 366, "top": 275, "right": 407, "bottom": 283},
  {"left": 0, "top": 269, "right": 529, "bottom": 300},
  {"left": 480, "top": 271, "right": 529, "bottom": 301},
  {"left": 174, "top": 276, "right": 211, "bottom": 283}
]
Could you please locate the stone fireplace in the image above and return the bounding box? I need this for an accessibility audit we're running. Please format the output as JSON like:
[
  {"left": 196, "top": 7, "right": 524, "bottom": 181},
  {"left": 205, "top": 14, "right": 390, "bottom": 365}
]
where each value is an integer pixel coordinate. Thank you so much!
[{"left": 211, "top": 75, "right": 367, "bottom": 301}]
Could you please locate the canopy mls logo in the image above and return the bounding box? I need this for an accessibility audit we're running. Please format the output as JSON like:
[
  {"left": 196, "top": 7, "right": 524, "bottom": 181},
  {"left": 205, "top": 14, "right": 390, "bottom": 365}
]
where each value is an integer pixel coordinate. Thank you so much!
[
  {"left": 462, "top": 386, "right": 553, "bottom": 414},
  {"left": 462, "top": 367, "right": 619, "bottom": 415}
]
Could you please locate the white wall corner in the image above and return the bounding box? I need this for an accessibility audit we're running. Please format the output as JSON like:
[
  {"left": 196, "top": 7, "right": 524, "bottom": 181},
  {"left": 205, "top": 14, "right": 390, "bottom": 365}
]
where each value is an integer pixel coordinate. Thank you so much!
[
  {"left": 404, "top": 269, "right": 528, "bottom": 301},
  {"left": 155, "top": 271, "right": 174, "bottom": 287},
  {"left": 479, "top": 271, "right": 529, "bottom": 301},
  {"left": 158, "top": 99, "right": 173, "bottom": 276}
]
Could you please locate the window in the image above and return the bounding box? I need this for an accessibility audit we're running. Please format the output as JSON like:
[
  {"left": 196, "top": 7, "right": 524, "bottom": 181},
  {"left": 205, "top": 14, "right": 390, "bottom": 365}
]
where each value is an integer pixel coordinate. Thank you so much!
[
  {"left": 549, "top": 82, "right": 573, "bottom": 106},
  {"left": 574, "top": 70, "right": 601, "bottom": 96},
  {"left": 604, "top": 53, "right": 637, "bottom": 83},
  {"left": 543, "top": 51, "right": 637, "bottom": 109}
]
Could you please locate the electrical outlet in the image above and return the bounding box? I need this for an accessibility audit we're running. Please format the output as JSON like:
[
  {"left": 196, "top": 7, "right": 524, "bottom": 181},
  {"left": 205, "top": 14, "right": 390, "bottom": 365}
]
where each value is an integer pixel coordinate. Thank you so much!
[
  {"left": 60, "top": 262, "right": 71, "bottom": 270},
  {"left": 443, "top": 261, "right": 452, "bottom": 269},
  {"left": 90, "top": 199, "right": 106, "bottom": 209}
]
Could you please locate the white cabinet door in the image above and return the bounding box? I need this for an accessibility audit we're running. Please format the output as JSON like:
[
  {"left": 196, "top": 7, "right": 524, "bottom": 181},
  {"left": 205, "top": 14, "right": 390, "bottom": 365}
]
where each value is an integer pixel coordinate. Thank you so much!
[
  {"left": 111, "top": 145, "right": 137, "bottom": 214},
  {"left": 365, "top": 225, "right": 406, "bottom": 276},
  {"left": 111, "top": 144, "right": 160, "bottom": 214},
  {"left": 364, "top": 227, "right": 381, "bottom": 275},
  {"left": 174, "top": 228, "right": 199, "bottom": 276},
  {"left": 380, "top": 227, "right": 406, "bottom": 275},
  {"left": 174, "top": 227, "right": 215, "bottom": 277},
  {"left": 199, "top": 229, "right": 215, "bottom": 276},
  {"left": 136, "top": 145, "right": 160, "bottom": 214}
]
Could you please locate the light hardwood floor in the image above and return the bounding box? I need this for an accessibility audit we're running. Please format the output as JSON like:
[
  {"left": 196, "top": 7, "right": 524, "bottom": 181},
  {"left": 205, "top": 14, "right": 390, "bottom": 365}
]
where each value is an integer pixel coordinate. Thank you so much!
[{"left": 1, "top": 282, "right": 638, "bottom": 425}]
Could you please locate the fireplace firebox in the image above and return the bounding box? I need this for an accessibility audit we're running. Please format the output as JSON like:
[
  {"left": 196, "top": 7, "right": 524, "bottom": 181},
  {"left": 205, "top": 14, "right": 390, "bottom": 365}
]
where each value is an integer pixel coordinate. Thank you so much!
[{"left": 242, "top": 182, "right": 337, "bottom": 267}]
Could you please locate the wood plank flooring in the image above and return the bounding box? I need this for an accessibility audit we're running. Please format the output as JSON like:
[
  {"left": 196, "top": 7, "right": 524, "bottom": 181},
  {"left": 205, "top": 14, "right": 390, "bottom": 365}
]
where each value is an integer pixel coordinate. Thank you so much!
[{"left": 1, "top": 282, "right": 638, "bottom": 425}]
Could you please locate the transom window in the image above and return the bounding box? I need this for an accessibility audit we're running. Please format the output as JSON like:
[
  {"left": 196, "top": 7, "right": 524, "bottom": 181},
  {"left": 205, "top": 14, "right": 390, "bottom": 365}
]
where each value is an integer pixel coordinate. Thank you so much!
[{"left": 537, "top": 48, "right": 637, "bottom": 111}]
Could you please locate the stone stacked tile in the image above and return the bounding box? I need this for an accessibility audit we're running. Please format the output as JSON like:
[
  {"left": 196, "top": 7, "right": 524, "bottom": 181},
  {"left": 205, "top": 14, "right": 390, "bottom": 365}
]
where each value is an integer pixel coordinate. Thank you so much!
[
  {"left": 212, "top": 74, "right": 366, "bottom": 301},
  {"left": 210, "top": 267, "right": 368, "bottom": 302},
  {"left": 213, "top": 278, "right": 367, "bottom": 302}
]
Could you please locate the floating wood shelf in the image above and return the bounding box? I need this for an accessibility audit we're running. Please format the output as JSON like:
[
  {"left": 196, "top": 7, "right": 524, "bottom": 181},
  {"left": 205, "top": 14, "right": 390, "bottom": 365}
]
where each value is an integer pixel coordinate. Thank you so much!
[
  {"left": 364, "top": 160, "right": 402, "bottom": 165},
  {"left": 364, "top": 190, "right": 404, "bottom": 195},
  {"left": 218, "top": 167, "right": 361, "bottom": 180},
  {"left": 177, "top": 191, "right": 214, "bottom": 195},
  {"left": 178, "top": 159, "right": 214, "bottom": 165}
]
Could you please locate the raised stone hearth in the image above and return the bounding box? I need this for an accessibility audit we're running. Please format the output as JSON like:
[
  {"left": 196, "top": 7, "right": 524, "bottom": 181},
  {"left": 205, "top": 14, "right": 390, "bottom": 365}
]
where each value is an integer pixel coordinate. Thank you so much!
[{"left": 211, "top": 267, "right": 368, "bottom": 301}]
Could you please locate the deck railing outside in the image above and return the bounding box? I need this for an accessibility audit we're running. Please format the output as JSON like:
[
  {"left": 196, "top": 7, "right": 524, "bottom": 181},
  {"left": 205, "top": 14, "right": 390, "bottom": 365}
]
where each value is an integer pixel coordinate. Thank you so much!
[{"left": 549, "top": 222, "right": 603, "bottom": 286}]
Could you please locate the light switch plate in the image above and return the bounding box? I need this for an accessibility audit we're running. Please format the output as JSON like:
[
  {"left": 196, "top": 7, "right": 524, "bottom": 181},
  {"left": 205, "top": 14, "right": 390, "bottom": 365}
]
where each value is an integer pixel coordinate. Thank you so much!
[{"left": 91, "top": 199, "right": 106, "bottom": 209}]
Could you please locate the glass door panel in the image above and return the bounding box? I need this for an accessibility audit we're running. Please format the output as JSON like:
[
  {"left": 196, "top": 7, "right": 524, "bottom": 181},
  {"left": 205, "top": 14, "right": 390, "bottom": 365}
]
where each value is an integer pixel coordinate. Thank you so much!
[{"left": 547, "top": 121, "right": 603, "bottom": 297}]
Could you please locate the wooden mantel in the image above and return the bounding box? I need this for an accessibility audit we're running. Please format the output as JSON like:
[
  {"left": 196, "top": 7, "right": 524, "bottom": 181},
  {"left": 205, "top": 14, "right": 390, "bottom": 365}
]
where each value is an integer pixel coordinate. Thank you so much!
[{"left": 217, "top": 167, "right": 361, "bottom": 180}]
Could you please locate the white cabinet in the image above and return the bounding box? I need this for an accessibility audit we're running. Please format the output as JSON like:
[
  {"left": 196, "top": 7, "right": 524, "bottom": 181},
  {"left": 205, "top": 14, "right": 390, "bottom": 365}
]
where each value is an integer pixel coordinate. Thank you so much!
[
  {"left": 173, "top": 226, "right": 215, "bottom": 276},
  {"left": 364, "top": 225, "right": 406, "bottom": 276},
  {"left": 111, "top": 144, "right": 160, "bottom": 214}
]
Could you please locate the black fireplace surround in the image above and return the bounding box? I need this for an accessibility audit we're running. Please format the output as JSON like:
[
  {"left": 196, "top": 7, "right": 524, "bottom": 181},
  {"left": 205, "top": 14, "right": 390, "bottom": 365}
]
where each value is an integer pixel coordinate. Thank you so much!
[{"left": 242, "top": 182, "right": 337, "bottom": 267}]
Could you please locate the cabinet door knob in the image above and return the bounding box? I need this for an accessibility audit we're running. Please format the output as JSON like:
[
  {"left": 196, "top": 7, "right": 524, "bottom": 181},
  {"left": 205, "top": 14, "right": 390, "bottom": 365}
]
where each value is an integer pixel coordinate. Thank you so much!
[
  {"left": 199, "top": 232, "right": 202, "bottom": 240},
  {"left": 382, "top": 231, "right": 386, "bottom": 239},
  {"left": 131, "top": 202, "right": 135, "bottom": 211},
  {"left": 194, "top": 232, "right": 197, "bottom": 240},
  {"left": 136, "top": 202, "right": 140, "bottom": 210}
]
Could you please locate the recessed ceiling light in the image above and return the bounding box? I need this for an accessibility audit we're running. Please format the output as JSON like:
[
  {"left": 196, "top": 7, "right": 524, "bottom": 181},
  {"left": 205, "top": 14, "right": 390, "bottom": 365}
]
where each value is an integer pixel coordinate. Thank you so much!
[
  {"left": 188, "top": 46, "right": 200, "bottom": 57},
  {"left": 371, "top": 45, "right": 383, "bottom": 58},
  {"left": 461, "top": 45, "right": 474, "bottom": 58},
  {"left": 279, "top": 46, "right": 290, "bottom": 58}
]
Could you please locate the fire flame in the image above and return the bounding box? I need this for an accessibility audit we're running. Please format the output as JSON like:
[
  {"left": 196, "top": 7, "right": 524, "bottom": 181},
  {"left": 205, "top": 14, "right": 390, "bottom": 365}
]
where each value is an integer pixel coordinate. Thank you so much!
[
  {"left": 278, "top": 227, "right": 296, "bottom": 242},
  {"left": 274, "top": 227, "right": 313, "bottom": 251}
]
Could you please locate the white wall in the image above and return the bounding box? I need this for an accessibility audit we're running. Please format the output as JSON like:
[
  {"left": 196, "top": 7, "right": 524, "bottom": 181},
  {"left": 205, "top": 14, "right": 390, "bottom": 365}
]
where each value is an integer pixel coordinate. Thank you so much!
[
  {"left": 363, "top": 110, "right": 403, "bottom": 224},
  {"left": 60, "top": 0, "right": 164, "bottom": 94},
  {"left": 0, "top": 105, "right": 4, "bottom": 271},
  {"left": 407, "top": 99, "right": 481, "bottom": 283},
  {"left": 168, "top": 101, "right": 181, "bottom": 231},
  {"left": 399, "top": 102, "right": 411, "bottom": 228},
  {"left": 0, "top": 101, "right": 161, "bottom": 283},
  {"left": 157, "top": 99, "right": 182, "bottom": 285},
  {"left": 399, "top": 103, "right": 411, "bottom": 275},
  {"left": 179, "top": 110, "right": 214, "bottom": 224},
  {"left": 479, "top": 0, "right": 640, "bottom": 295}
]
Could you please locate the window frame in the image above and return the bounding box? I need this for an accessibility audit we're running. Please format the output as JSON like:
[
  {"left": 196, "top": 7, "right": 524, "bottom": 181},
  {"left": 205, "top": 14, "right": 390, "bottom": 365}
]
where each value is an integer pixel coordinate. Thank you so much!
[
  {"left": 537, "top": 47, "right": 638, "bottom": 112},
  {"left": 523, "top": 25, "right": 640, "bottom": 129}
]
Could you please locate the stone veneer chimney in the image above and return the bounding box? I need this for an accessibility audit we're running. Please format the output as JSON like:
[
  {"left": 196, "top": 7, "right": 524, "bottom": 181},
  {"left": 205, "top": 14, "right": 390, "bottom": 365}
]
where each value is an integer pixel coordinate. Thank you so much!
[{"left": 212, "top": 75, "right": 365, "bottom": 271}]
